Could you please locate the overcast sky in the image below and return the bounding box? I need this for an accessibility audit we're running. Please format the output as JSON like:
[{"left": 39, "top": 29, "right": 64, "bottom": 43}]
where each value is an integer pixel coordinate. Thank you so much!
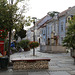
[{"left": 25, "top": 0, "right": 75, "bottom": 19}]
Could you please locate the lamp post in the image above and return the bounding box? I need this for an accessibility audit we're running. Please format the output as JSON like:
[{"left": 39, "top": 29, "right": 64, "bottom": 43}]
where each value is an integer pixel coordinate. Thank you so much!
[{"left": 32, "top": 17, "right": 37, "bottom": 56}]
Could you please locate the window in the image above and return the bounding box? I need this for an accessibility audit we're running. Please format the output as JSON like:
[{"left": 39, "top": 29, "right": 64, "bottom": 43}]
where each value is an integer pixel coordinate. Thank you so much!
[
  {"left": 71, "top": 15, "right": 73, "bottom": 20},
  {"left": 42, "top": 30, "right": 43, "bottom": 34},
  {"left": 68, "top": 18, "right": 70, "bottom": 21},
  {"left": 61, "top": 22, "right": 63, "bottom": 31},
  {"left": 43, "top": 29, "right": 45, "bottom": 35},
  {"left": 48, "top": 26, "right": 49, "bottom": 35},
  {"left": 42, "top": 28, "right": 45, "bottom": 35},
  {"left": 61, "top": 37, "right": 64, "bottom": 42},
  {"left": 51, "top": 26, "right": 52, "bottom": 32}
]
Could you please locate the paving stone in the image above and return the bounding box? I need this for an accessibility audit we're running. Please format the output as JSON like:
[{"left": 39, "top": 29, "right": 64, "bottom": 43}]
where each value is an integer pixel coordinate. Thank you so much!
[
  {"left": 68, "top": 70, "right": 75, "bottom": 75},
  {"left": 70, "top": 66, "right": 75, "bottom": 70},
  {"left": 49, "top": 71, "right": 70, "bottom": 75},
  {"left": 28, "top": 72, "right": 49, "bottom": 75},
  {"left": 49, "top": 66, "right": 59, "bottom": 69},
  {"left": 0, "top": 71, "right": 28, "bottom": 75},
  {"left": 59, "top": 60, "right": 74, "bottom": 64},
  {"left": 57, "top": 64, "right": 73, "bottom": 68},
  {"left": 49, "top": 67, "right": 72, "bottom": 71},
  {"left": 8, "top": 48, "right": 75, "bottom": 74}
]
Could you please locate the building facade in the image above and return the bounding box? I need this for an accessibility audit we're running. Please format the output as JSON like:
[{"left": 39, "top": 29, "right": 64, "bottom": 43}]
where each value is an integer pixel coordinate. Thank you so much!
[{"left": 28, "top": 6, "right": 75, "bottom": 47}]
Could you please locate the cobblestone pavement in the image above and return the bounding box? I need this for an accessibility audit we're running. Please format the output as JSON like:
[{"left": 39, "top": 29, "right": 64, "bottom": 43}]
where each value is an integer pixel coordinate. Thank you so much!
[{"left": 0, "top": 47, "right": 75, "bottom": 75}]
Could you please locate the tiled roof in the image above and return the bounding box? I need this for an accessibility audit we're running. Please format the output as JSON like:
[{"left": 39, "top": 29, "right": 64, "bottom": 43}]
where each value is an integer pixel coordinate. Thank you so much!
[
  {"left": 35, "top": 15, "right": 48, "bottom": 26},
  {"left": 37, "top": 15, "right": 52, "bottom": 29},
  {"left": 41, "top": 19, "right": 50, "bottom": 28},
  {"left": 37, "top": 19, "right": 51, "bottom": 29},
  {"left": 37, "top": 6, "right": 75, "bottom": 29},
  {"left": 58, "top": 7, "right": 72, "bottom": 17}
]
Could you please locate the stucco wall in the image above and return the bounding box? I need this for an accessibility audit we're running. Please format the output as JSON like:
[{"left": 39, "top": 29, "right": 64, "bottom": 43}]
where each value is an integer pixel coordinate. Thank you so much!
[{"left": 40, "top": 45, "right": 66, "bottom": 53}]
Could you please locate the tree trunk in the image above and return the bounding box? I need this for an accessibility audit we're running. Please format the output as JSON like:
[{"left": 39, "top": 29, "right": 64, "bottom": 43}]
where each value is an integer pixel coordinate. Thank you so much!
[{"left": 8, "top": 29, "right": 11, "bottom": 58}]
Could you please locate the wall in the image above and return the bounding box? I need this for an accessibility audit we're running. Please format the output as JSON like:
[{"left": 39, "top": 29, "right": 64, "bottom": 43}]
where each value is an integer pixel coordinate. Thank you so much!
[
  {"left": 40, "top": 45, "right": 66, "bottom": 53},
  {"left": 59, "top": 16, "right": 66, "bottom": 45}
]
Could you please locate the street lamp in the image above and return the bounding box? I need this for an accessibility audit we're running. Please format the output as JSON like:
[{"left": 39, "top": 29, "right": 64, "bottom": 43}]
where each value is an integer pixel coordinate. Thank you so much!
[{"left": 32, "top": 17, "right": 37, "bottom": 56}]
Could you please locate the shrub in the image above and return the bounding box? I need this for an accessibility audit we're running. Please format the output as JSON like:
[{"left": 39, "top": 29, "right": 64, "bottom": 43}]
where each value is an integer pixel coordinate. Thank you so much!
[{"left": 19, "top": 39, "right": 30, "bottom": 51}]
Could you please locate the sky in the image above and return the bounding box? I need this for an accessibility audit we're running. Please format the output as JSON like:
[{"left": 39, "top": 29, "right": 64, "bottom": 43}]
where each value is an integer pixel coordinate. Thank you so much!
[{"left": 25, "top": 0, "right": 75, "bottom": 19}]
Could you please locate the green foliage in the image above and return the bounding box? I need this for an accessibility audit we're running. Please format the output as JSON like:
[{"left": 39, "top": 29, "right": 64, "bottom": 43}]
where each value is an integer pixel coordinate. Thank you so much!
[
  {"left": 25, "top": 16, "right": 32, "bottom": 26},
  {"left": 0, "top": 0, "right": 18, "bottom": 30},
  {"left": 0, "top": 29, "right": 8, "bottom": 40},
  {"left": 47, "top": 11, "right": 59, "bottom": 17},
  {"left": 0, "top": 0, "right": 30, "bottom": 31},
  {"left": 14, "top": 33, "right": 18, "bottom": 41},
  {"left": 63, "top": 15, "right": 75, "bottom": 49},
  {"left": 29, "top": 41, "right": 39, "bottom": 49},
  {"left": 15, "top": 29, "right": 26, "bottom": 40},
  {"left": 19, "top": 39, "right": 30, "bottom": 49},
  {"left": 0, "top": 0, "right": 30, "bottom": 56}
]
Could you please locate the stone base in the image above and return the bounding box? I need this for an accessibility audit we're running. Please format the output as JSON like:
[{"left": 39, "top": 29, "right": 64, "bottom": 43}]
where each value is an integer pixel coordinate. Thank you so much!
[
  {"left": 40, "top": 45, "right": 66, "bottom": 53},
  {"left": 13, "top": 61, "right": 49, "bottom": 70}
]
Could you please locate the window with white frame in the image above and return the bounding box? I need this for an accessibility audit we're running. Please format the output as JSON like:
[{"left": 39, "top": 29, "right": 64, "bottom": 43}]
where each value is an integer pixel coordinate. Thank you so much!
[
  {"left": 48, "top": 26, "right": 49, "bottom": 35},
  {"left": 42, "top": 28, "right": 45, "bottom": 35},
  {"left": 61, "top": 22, "right": 64, "bottom": 31},
  {"left": 43, "top": 28, "right": 45, "bottom": 35},
  {"left": 42, "top": 29, "right": 43, "bottom": 34},
  {"left": 61, "top": 37, "right": 64, "bottom": 43}
]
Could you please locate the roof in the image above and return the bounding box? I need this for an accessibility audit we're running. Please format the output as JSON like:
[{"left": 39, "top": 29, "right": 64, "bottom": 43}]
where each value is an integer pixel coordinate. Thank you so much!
[
  {"left": 35, "top": 15, "right": 48, "bottom": 26},
  {"left": 38, "top": 19, "right": 51, "bottom": 29},
  {"left": 58, "top": 7, "right": 72, "bottom": 17},
  {"left": 41, "top": 19, "right": 51, "bottom": 28},
  {"left": 37, "top": 15, "right": 52, "bottom": 29},
  {"left": 36, "top": 6, "right": 75, "bottom": 29}
]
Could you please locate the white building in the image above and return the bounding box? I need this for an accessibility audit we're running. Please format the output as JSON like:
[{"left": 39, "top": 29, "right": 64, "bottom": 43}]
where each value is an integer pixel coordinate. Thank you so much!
[{"left": 26, "top": 27, "right": 33, "bottom": 41}]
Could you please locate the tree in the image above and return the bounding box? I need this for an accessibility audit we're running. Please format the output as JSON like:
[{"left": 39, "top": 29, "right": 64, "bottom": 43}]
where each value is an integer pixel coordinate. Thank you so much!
[
  {"left": 15, "top": 29, "right": 26, "bottom": 40},
  {"left": 0, "top": 0, "right": 30, "bottom": 57},
  {"left": 14, "top": 16, "right": 32, "bottom": 40},
  {"left": 47, "top": 11, "right": 59, "bottom": 17},
  {"left": 63, "top": 15, "right": 75, "bottom": 50}
]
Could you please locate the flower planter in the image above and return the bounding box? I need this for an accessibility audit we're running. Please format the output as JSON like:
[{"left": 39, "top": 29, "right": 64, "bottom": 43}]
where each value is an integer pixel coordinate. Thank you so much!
[{"left": 29, "top": 41, "right": 39, "bottom": 49}]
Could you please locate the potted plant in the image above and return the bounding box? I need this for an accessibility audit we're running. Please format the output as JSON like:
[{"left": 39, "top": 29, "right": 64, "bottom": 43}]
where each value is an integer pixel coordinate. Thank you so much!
[
  {"left": 19, "top": 39, "right": 30, "bottom": 51},
  {"left": 29, "top": 41, "right": 39, "bottom": 49}
]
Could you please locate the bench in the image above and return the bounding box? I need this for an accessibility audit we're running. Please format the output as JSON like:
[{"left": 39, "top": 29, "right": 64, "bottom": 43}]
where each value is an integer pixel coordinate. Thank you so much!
[{"left": 11, "top": 57, "right": 51, "bottom": 70}]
